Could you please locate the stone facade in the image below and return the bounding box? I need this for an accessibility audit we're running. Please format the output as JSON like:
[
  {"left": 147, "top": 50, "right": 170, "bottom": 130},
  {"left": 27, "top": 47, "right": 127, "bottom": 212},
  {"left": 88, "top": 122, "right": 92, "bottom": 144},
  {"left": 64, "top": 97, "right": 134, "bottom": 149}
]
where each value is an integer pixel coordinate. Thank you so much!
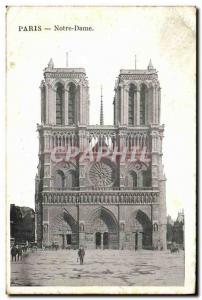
[{"left": 35, "top": 58, "right": 167, "bottom": 250}]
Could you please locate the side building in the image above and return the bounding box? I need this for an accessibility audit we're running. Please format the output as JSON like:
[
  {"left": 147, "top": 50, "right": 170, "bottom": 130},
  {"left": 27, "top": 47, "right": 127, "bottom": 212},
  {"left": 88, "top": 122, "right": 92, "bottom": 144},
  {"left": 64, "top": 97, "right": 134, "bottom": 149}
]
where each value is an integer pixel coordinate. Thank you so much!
[{"left": 10, "top": 204, "right": 35, "bottom": 243}]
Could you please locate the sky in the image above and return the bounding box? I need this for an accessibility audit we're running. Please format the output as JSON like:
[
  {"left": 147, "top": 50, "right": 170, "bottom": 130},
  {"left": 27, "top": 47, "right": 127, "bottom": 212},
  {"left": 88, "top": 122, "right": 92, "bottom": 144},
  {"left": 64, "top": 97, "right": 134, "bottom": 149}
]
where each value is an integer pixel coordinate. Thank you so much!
[{"left": 6, "top": 6, "right": 196, "bottom": 220}]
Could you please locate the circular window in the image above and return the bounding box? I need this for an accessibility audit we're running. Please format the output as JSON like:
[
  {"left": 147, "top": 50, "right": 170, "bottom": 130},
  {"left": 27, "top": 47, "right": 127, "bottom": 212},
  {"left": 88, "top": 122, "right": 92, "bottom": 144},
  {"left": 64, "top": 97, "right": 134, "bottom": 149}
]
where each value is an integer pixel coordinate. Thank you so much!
[{"left": 88, "top": 160, "right": 116, "bottom": 187}]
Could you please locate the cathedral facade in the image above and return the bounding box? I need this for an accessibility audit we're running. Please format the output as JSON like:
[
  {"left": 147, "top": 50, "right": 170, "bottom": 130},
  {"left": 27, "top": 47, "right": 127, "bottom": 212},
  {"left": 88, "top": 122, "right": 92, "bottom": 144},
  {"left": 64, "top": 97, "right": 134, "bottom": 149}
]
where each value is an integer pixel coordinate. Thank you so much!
[{"left": 35, "top": 58, "right": 167, "bottom": 250}]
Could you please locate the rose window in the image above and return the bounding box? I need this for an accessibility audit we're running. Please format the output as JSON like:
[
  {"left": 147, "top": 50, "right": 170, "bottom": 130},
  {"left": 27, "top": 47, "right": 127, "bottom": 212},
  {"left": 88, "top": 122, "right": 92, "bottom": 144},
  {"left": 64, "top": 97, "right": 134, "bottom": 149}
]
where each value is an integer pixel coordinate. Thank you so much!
[{"left": 88, "top": 161, "right": 115, "bottom": 187}]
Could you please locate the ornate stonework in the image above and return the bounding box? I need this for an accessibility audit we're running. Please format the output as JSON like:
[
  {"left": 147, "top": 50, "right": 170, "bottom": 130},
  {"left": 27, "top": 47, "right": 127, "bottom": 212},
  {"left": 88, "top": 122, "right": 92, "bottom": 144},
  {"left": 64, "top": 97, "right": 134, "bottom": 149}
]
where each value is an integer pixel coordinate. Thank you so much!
[{"left": 35, "top": 59, "right": 167, "bottom": 250}]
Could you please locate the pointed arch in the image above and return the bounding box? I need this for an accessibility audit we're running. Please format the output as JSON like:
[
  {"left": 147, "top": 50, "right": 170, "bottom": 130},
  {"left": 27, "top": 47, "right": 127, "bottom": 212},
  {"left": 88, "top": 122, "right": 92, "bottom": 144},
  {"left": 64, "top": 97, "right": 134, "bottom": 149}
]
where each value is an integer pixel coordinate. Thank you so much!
[
  {"left": 52, "top": 79, "right": 66, "bottom": 89},
  {"left": 126, "top": 162, "right": 149, "bottom": 188},
  {"left": 87, "top": 206, "right": 118, "bottom": 233},
  {"left": 68, "top": 82, "right": 76, "bottom": 125},
  {"left": 128, "top": 83, "right": 137, "bottom": 126},
  {"left": 118, "top": 86, "right": 121, "bottom": 122},
  {"left": 140, "top": 83, "right": 147, "bottom": 125},
  {"left": 63, "top": 209, "right": 78, "bottom": 233},
  {"left": 51, "top": 209, "right": 78, "bottom": 248},
  {"left": 55, "top": 82, "right": 64, "bottom": 125},
  {"left": 130, "top": 209, "right": 152, "bottom": 248}
]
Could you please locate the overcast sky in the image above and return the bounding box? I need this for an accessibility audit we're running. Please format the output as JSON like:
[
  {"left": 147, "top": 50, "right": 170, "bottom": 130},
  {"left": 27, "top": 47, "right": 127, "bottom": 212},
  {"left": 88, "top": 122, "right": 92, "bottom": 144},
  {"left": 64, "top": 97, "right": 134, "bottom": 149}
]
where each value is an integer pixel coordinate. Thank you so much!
[{"left": 6, "top": 6, "right": 196, "bottom": 220}]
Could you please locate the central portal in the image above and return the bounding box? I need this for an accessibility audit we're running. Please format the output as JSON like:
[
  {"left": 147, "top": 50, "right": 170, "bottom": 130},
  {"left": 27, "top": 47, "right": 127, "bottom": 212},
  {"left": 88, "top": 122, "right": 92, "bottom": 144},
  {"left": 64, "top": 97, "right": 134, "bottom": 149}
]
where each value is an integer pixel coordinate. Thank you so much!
[
  {"left": 88, "top": 207, "right": 119, "bottom": 249},
  {"left": 95, "top": 232, "right": 109, "bottom": 249}
]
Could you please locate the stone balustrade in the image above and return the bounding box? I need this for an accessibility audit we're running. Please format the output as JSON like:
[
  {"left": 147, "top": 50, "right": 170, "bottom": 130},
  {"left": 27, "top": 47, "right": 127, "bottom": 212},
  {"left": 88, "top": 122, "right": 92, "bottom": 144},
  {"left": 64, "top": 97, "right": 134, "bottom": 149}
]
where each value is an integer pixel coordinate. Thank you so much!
[{"left": 41, "top": 190, "right": 159, "bottom": 205}]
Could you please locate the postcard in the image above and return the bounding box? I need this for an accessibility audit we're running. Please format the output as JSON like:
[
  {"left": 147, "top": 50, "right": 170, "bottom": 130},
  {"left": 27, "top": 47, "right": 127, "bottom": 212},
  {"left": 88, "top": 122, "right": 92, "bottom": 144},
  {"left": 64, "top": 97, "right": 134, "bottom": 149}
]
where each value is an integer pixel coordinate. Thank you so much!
[{"left": 6, "top": 6, "right": 196, "bottom": 295}]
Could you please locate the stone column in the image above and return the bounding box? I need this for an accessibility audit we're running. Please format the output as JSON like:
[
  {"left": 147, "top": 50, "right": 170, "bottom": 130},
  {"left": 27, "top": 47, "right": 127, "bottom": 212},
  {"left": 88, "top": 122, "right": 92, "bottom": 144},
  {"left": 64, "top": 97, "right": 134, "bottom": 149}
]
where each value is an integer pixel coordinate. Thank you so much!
[
  {"left": 101, "top": 233, "right": 103, "bottom": 250},
  {"left": 136, "top": 87, "right": 140, "bottom": 125},
  {"left": 80, "top": 84, "right": 83, "bottom": 125},
  {"left": 83, "top": 86, "right": 87, "bottom": 125},
  {"left": 118, "top": 85, "right": 125, "bottom": 125},
  {"left": 82, "top": 86, "right": 85, "bottom": 125},
  {"left": 124, "top": 87, "right": 128, "bottom": 125},
  {"left": 64, "top": 87, "right": 69, "bottom": 125},
  {"left": 74, "top": 85, "right": 79, "bottom": 125}
]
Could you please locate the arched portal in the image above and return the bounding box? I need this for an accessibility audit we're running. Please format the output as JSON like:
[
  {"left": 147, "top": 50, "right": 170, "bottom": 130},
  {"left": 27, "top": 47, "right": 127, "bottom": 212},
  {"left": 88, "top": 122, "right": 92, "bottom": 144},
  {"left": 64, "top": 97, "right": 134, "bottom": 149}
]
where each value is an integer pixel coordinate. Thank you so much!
[
  {"left": 50, "top": 210, "right": 78, "bottom": 249},
  {"left": 87, "top": 207, "right": 118, "bottom": 249},
  {"left": 130, "top": 210, "right": 152, "bottom": 249}
]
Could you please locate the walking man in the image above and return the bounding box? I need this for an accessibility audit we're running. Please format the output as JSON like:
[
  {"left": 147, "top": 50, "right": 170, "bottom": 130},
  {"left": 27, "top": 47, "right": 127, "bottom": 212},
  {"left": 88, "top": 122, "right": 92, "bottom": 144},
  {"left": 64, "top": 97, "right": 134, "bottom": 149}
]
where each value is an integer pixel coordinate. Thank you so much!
[
  {"left": 11, "top": 245, "right": 17, "bottom": 262},
  {"left": 78, "top": 247, "right": 85, "bottom": 265},
  {"left": 17, "top": 245, "right": 23, "bottom": 261}
]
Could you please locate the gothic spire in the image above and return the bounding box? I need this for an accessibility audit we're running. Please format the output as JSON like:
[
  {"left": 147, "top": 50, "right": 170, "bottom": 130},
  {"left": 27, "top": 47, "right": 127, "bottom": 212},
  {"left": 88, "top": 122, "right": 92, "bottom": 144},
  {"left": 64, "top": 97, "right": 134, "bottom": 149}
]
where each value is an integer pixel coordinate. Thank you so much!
[
  {"left": 48, "top": 58, "right": 54, "bottom": 69},
  {"left": 100, "top": 86, "right": 104, "bottom": 126},
  {"left": 147, "top": 59, "right": 154, "bottom": 70}
]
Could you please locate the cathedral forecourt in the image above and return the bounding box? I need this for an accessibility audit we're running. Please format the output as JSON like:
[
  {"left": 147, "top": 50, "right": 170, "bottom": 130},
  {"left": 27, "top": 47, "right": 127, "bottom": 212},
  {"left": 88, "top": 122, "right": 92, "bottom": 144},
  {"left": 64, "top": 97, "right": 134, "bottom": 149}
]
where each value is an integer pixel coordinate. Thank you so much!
[{"left": 35, "top": 57, "right": 167, "bottom": 250}]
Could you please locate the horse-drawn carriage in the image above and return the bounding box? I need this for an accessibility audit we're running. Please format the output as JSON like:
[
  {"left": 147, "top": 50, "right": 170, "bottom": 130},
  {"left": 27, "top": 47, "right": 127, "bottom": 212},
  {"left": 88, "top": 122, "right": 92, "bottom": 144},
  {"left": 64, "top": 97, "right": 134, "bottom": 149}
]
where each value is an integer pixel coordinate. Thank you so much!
[
  {"left": 29, "top": 242, "right": 38, "bottom": 252},
  {"left": 43, "top": 241, "right": 59, "bottom": 250}
]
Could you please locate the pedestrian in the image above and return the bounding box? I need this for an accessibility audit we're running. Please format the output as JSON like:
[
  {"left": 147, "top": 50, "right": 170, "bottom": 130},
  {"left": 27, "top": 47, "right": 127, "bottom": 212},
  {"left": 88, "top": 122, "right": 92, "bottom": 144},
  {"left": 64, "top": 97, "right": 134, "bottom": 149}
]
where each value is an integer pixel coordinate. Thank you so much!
[
  {"left": 17, "top": 245, "right": 23, "bottom": 261},
  {"left": 11, "top": 245, "right": 17, "bottom": 262},
  {"left": 78, "top": 247, "right": 85, "bottom": 265}
]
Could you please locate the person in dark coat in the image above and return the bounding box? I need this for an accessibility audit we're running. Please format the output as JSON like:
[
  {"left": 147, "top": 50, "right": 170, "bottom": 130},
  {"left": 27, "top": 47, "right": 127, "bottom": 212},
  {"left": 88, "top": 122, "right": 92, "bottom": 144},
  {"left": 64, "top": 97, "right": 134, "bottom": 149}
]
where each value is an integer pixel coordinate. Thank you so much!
[
  {"left": 78, "top": 247, "right": 85, "bottom": 265},
  {"left": 11, "top": 245, "right": 18, "bottom": 262},
  {"left": 17, "top": 246, "right": 23, "bottom": 261}
]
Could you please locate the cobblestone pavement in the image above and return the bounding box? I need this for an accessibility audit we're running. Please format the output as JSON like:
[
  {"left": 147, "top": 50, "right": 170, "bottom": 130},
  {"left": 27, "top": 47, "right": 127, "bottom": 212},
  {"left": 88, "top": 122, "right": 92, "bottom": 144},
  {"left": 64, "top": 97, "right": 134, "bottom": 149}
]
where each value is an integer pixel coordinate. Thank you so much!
[{"left": 10, "top": 250, "right": 184, "bottom": 286}]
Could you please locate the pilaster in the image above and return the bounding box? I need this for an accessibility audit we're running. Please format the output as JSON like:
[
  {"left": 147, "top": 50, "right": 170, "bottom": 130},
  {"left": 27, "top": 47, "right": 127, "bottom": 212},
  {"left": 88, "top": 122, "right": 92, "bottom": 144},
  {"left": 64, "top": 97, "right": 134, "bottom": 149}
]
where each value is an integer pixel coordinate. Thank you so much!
[
  {"left": 64, "top": 87, "right": 69, "bottom": 125},
  {"left": 123, "top": 86, "right": 128, "bottom": 125}
]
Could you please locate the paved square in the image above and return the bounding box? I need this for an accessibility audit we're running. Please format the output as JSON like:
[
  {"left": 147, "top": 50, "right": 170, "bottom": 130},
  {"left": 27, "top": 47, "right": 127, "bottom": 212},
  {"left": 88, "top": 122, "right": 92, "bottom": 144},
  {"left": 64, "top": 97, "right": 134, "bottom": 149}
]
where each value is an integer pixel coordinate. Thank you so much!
[{"left": 11, "top": 250, "right": 184, "bottom": 286}]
